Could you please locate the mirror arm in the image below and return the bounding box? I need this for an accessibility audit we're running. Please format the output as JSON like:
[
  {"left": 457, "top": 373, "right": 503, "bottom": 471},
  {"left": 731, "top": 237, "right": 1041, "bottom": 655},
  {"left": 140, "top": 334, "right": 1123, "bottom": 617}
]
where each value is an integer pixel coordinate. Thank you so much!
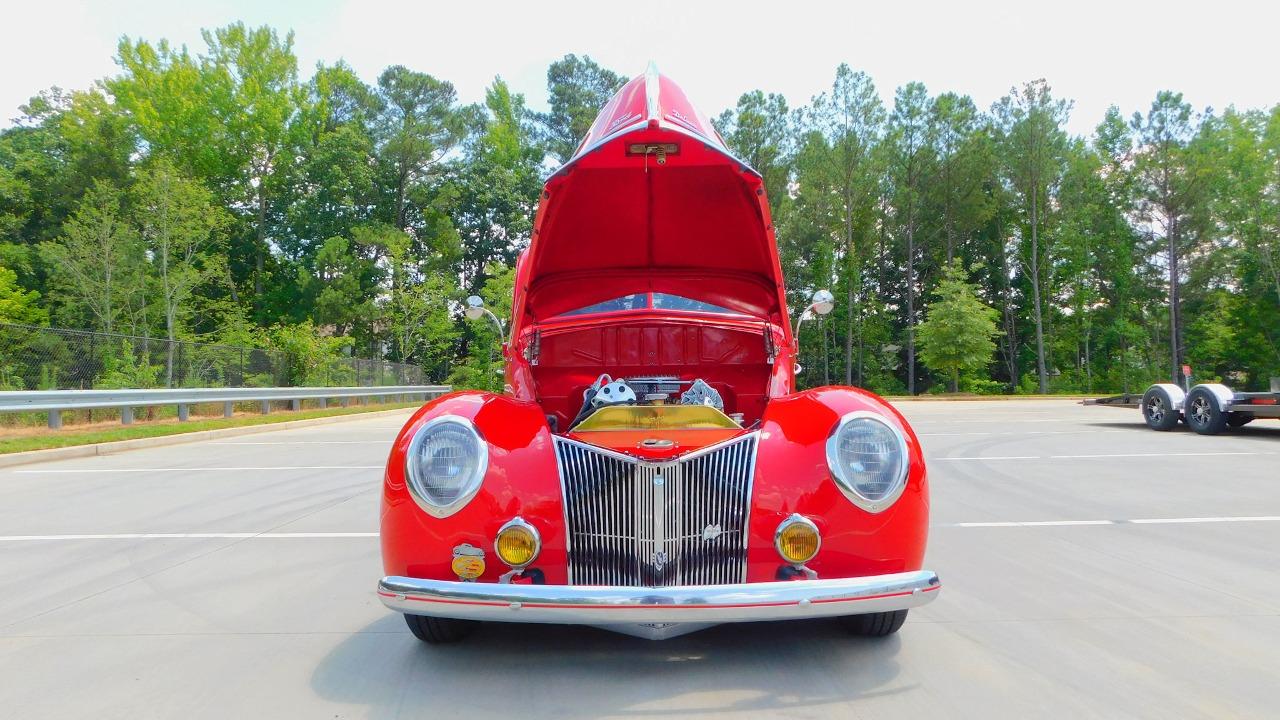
[
  {"left": 792, "top": 305, "right": 816, "bottom": 343},
  {"left": 479, "top": 308, "right": 505, "bottom": 336}
]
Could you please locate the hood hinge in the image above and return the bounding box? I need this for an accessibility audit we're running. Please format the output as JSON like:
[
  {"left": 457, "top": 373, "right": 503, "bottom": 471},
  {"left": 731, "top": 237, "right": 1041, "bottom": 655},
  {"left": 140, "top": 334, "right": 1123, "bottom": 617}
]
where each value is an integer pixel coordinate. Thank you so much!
[{"left": 523, "top": 328, "right": 541, "bottom": 365}]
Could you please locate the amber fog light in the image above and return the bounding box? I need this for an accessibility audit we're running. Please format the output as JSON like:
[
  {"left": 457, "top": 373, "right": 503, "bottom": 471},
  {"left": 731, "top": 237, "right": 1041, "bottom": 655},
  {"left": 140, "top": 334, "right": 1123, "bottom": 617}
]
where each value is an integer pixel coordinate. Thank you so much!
[
  {"left": 495, "top": 517, "right": 541, "bottom": 568},
  {"left": 775, "top": 514, "right": 821, "bottom": 565}
]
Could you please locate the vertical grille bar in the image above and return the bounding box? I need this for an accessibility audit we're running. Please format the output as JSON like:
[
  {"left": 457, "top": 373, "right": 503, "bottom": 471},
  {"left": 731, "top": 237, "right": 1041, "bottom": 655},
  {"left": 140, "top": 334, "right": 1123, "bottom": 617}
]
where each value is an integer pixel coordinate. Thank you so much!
[{"left": 555, "top": 433, "right": 757, "bottom": 587}]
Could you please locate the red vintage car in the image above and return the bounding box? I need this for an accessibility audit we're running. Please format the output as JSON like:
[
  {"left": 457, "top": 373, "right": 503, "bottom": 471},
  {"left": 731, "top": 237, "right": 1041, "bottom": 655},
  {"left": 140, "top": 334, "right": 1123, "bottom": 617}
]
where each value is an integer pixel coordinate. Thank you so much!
[{"left": 377, "top": 66, "right": 939, "bottom": 642}]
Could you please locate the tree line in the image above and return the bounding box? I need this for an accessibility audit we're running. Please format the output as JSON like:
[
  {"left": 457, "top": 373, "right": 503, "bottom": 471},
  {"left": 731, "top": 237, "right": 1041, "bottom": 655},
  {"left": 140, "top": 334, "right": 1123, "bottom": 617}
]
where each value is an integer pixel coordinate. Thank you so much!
[{"left": 1, "top": 23, "right": 1277, "bottom": 394}]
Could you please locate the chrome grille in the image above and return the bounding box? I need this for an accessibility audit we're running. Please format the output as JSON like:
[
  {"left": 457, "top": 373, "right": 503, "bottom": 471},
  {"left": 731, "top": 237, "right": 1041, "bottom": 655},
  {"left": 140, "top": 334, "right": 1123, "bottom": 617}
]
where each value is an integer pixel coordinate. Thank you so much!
[{"left": 555, "top": 433, "right": 757, "bottom": 587}]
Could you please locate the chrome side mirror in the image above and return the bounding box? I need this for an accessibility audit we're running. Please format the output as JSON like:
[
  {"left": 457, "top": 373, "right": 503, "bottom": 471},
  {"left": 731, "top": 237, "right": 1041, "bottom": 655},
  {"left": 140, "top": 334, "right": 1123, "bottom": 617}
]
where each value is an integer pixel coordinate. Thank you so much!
[
  {"left": 793, "top": 288, "right": 835, "bottom": 339},
  {"left": 463, "top": 295, "right": 504, "bottom": 334},
  {"left": 464, "top": 295, "right": 486, "bottom": 321},
  {"left": 810, "top": 289, "right": 835, "bottom": 316}
]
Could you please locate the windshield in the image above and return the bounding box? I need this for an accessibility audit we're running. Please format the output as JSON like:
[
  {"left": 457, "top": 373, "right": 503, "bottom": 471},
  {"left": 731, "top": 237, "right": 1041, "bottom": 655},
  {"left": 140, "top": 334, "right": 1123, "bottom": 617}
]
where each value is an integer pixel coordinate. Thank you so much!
[{"left": 559, "top": 293, "right": 742, "bottom": 317}]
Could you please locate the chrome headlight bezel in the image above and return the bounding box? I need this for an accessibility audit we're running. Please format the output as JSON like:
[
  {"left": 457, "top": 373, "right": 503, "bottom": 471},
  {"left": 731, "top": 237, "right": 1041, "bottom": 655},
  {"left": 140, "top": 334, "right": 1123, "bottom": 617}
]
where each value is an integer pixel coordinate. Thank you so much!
[
  {"left": 824, "top": 410, "right": 910, "bottom": 513},
  {"left": 404, "top": 415, "right": 487, "bottom": 518}
]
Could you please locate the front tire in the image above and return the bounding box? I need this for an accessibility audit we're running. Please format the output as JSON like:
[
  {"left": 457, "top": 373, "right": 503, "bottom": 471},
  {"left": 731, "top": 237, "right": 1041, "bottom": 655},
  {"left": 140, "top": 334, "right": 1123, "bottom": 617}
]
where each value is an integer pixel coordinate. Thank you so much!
[
  {"left": 1141, "top": 386, "right": 1180, "bottom": 431},
  {"left": 404, "top": 614, "right": 478, "bottom": 644},
  {"left": 1185, "top": 387, "right": 1229, "bottom": 435},
  {"left": 842, "top": 610, "right": 908, "bottom": 637}
]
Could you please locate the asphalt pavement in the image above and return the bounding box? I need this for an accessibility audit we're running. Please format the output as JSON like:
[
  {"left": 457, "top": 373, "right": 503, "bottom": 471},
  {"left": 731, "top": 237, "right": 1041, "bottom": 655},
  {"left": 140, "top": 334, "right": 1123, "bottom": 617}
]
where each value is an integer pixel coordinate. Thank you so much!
[{"left": 1, "top": 400, "right": 1277, "bottom": 719}]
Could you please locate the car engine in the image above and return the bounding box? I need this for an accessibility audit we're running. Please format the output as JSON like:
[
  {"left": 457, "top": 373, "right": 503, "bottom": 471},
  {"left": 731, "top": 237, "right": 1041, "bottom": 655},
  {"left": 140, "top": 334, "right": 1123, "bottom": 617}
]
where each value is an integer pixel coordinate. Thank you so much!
[{"left": 569, "top": 374, "right": 730, "bottom": 429}]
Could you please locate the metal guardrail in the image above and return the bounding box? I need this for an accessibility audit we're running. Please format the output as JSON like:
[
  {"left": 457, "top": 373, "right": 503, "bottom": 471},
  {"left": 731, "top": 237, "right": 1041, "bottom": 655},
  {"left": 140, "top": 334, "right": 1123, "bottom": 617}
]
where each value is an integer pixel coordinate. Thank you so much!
[{"left": 0, "top": 385, "right": 451, "bottom": 429}]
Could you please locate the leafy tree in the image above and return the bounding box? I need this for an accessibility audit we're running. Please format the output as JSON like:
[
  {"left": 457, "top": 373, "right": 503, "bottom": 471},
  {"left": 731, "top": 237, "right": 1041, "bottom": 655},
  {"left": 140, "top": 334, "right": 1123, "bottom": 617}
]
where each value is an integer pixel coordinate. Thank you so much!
[
  {"left": 132, "top": 160, "right": 229, "bottom": 385},
  {"left": 539, "top": 55, "right": 626, "bottom": 163},
  {"left": 886, "top": 82, "right": 936, "bottom": 394},
  {"left": 1129, "top": 91, "right": 1215, "bottom": 387},
  {"left": 800, "top": 65, "right": 884, "bottom": 386},
  {"left": 714, "top": 91, "right": 792, "bottom": 209},
  {"left": 993, "top": 80, "right": 1071, "bottom": 393},
  {"left": 375, "top": 65, "right": 468, "bottom": 232},
  {"left": 917, "top": 262, "right": 1000, "bottom": 391},
  {"left": 305, "top": 235, "right": 379, "bottom": 339},
  {"left": 449, "top": 263, "right": 513, "bottom": 391},
  {"left": 449, "top": 78, "right": 543, "bottom": 293},
  {"left": 40, "top": 182, "right": 144, "bottom": 333},
  {"left": 0, "top": 265, "right": 46, "bottom": 324}
]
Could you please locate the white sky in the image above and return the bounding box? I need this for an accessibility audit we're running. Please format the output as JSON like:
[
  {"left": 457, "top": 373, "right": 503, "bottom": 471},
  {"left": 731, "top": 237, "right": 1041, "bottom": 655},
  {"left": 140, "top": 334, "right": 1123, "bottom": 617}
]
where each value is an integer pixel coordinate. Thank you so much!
[{"left": 3, "top": 0, "right": 1276, "bottom": 136}]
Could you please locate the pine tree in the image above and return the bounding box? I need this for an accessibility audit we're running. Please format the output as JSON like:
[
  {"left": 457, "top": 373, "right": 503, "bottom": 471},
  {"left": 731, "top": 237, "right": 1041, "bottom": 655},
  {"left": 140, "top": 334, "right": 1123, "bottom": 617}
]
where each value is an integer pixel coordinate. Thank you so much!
[{"left": 917, "top": 261, "right": 1000, "bottom": 392}]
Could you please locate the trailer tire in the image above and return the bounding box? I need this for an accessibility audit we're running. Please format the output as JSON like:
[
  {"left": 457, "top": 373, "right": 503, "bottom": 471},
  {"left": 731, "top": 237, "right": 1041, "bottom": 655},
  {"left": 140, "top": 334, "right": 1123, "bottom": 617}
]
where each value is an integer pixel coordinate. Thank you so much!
[
  {"left": 1141, "top": 386, "right": 1180, "bottom": 431},
  {"left": 1227, "top": 412, "right": 1254, "bottom": 428},
  {"left": 1185, "top": 387, "right": 1229, "bottom": 435}
]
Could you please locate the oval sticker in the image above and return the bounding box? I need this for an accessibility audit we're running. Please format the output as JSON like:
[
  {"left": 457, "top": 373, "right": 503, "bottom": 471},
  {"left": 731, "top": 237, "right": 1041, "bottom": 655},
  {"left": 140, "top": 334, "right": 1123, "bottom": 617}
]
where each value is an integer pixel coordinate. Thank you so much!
[{"left": 451, "top": 555, "right": 485, "bottom": 580}]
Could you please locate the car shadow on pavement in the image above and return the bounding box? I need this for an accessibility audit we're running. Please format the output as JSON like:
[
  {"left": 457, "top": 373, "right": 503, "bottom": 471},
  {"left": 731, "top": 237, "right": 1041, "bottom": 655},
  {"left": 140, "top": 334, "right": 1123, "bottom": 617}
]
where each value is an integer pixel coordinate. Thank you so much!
[{"left": 312, "top": 614, "right": 911, "bottom": 718}]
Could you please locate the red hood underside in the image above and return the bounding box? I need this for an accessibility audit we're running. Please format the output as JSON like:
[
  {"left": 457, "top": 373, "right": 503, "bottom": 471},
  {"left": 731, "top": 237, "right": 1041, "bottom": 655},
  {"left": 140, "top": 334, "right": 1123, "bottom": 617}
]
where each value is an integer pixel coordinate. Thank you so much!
[{"left": 514, "top": 67, "right": 791, "bottom": 329}]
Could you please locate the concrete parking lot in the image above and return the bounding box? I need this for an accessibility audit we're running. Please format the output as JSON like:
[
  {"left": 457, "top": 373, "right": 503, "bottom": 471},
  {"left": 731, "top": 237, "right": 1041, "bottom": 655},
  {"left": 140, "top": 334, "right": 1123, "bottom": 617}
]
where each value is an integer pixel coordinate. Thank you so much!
[{"left": 1, "top": 399, "right": 1277, "bottom": 719}]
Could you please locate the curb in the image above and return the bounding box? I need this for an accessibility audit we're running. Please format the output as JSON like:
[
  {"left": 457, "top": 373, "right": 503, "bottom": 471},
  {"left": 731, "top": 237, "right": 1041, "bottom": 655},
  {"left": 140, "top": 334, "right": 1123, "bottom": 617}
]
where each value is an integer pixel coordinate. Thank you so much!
[{"left": 0, "top": 407, "right": 416, "bottom": 469}]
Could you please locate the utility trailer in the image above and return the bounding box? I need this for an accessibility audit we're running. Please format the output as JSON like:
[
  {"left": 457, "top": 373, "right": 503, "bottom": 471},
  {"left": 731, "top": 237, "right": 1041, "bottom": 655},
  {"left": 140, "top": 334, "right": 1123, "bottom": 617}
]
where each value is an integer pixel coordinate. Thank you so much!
[{"left": 1085, "top": 378, "right": 1280, "bottom": 435}]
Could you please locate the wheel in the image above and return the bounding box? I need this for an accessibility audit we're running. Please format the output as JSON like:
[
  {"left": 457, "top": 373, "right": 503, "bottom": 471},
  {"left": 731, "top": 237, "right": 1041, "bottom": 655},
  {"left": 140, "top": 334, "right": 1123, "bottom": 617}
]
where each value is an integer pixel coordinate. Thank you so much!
[
  {"left": 1141, "top": 386, "right": 1180, "bottom": 431},
  {"left": 841, "top": 610, "right": 908, "bottom": 637},
  {"left": 1227, "top": 412, "right": 1254, "bottom": 428},
  {"left": 404, "top": 614, "right": 478, "bottom": 644},
  {"left": 1185, "top": 387, "right": 1229, "bottom": 435}
]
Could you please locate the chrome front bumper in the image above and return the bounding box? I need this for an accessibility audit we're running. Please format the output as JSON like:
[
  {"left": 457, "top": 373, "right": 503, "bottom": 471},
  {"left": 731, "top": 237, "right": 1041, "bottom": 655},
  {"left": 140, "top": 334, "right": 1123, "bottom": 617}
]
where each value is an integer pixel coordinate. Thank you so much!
[{"left": 377, "top": 570, "right": 940, "bottom": 630}]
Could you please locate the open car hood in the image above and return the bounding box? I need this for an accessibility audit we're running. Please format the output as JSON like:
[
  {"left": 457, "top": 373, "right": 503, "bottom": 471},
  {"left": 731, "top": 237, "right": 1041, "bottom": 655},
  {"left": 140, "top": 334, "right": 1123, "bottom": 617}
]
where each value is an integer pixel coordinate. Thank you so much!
[{"left": 514, "top": 65, "right": 791, "bottom": 329}]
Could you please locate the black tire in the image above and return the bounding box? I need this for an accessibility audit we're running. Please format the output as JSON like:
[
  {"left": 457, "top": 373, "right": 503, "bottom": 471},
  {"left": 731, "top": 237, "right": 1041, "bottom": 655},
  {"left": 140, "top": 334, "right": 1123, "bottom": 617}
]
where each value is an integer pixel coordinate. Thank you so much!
[
  {"left": 1185, "top": 387, "right": 1229, "bottom": 435},
  {"left": 841, "top": 610, "right": 908, "bottom": 637},
  {"left": 1141, "top": 386, "right": 1180, "bottom": 431},
  {"left": 1227, "top": 412, "right": 1254, "bottom": 428},
  {"left": 404, "top": 614, "right": 478, "bottom": 644}
]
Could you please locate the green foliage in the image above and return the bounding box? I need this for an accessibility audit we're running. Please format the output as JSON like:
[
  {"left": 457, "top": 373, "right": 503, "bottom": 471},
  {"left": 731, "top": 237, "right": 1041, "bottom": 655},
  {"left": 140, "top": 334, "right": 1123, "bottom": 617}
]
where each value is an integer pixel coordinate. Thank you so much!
[
  {"left": 0, "top": 265, "right": 46, "bottom": 324},
  {"left": 95, "top": 340, "right": 163, "bottom": 389},
  {"left": 539, "top": 55, "right": 626, "bottom": 163},
  {"left": 3, "top": 24, "right": 1279, "bottom": 398},
  {"left": 917, "top": 262, "right": 1001, "bottom": 391},
  {"left": 263, "top": 320, "right": 353, "bottom": 386},
  {"left": 39, "top": 181, "right": 144, "bottom": 333},
  {"left": 448, "top": 264, "right": 513, "bottom": 392}
]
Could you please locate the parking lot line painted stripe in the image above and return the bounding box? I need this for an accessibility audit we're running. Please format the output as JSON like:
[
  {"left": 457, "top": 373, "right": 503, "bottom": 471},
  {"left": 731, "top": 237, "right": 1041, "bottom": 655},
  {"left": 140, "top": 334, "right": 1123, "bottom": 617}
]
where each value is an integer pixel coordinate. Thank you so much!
[
  {"left": 948, "top": 520, "right": 1117, "bottom": 527},
  {"left": 210, "top": 441, "right": 392, "bottom": 445},
  {"left": 942, "top": 516, "right": 1280, "bottom": 528},
  {"left": 936, "top": 451, "right": 1275, "bottom": 461},
  {"left": 1128, "top": 516, "right": 1280, "bottom": 524},
  {"left": 11, "top": 466, "right": 383, "bottom": 474},
  {"left": 920, "top": 430, "right": 1117, "bottom": 437},
  {"left": 938, "top": 456, "right": 1041, "bottom": 461},
  {"left": 911, "top": 418, "right": 1077, "bottom": 424},
  {"left": 0, "top": 532, "right": 379, "bottom": 542},
  {"left": 1049, "top": 452, "right": 1274, "bottom": 459}
]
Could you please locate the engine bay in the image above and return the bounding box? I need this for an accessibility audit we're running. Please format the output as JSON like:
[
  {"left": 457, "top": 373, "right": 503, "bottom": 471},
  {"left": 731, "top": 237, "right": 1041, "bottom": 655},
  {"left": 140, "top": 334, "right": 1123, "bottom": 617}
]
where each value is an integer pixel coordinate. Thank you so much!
[
  {"left": 569, "top": 374, "right": 746, "bottom": 431},
  {"left": 522, "top": 317, "right": 777, "bottom": 431}
]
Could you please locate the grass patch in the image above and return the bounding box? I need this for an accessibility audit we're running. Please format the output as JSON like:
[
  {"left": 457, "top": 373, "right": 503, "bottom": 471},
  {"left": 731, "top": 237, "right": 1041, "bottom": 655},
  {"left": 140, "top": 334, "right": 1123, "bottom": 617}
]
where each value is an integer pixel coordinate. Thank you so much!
[{"left": 0, "top": 401, "right": 420, "bottom": 455}]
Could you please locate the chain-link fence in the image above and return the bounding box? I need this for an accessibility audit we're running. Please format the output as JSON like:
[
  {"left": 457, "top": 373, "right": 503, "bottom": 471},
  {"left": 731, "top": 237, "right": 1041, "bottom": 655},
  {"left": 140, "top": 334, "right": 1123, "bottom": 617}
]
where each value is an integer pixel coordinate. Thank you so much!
[{"left": 0, "top": 323, "right": 424, "bottom": 391}]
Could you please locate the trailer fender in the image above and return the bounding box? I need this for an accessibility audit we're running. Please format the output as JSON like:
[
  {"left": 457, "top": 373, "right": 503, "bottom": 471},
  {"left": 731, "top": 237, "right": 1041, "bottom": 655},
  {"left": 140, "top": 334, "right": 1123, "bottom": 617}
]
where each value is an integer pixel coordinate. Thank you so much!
[
  {"left": 1188, "top": 383, "right": 1234, "bottom": 412},
  {"left": 1149, "top": 383, "right": 1187, "bottom": 411}
]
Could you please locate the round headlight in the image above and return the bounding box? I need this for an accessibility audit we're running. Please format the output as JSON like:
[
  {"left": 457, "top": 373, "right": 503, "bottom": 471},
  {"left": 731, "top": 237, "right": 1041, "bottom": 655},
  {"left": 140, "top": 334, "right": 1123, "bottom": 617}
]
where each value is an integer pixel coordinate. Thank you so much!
[
  {"left": 775, "top": 514, "right": 821, "bottom": 565},
  {"left": 405, "top": 415, "right": 487, "bottom": 517},
  {"left": 495, "top": 517, "right": 541, "bottom": 568},
  {"left": 825, "top": 411, "right": 909, "bottom": 513}
]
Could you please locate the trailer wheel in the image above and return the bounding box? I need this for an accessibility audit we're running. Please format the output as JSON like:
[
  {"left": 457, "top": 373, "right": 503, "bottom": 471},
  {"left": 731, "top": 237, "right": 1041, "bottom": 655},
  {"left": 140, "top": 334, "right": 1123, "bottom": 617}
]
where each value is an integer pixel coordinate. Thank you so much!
[
  {"left": 1141, "top": 386, "right": 1180, "bottom": 431},
  {"left": 1227, "top": 412, "right": 1254, "bottom": 428},
  {"left": 1185, "top": 387, "right": 1229, "bottom": 435}
]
